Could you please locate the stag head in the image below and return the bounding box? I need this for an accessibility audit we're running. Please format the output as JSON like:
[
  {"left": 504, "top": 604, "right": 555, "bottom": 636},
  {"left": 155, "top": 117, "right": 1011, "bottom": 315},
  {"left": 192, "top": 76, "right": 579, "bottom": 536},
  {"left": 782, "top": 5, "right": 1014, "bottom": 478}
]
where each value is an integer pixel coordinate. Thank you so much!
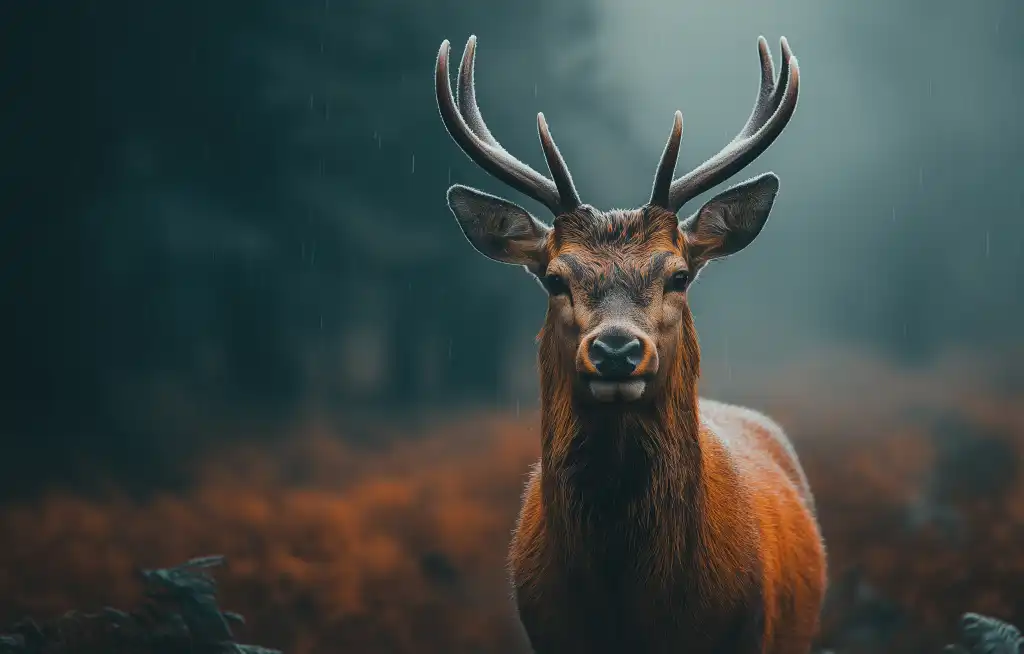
[{"left": 436, "top": 36, "right": 800, "bottom": 405}]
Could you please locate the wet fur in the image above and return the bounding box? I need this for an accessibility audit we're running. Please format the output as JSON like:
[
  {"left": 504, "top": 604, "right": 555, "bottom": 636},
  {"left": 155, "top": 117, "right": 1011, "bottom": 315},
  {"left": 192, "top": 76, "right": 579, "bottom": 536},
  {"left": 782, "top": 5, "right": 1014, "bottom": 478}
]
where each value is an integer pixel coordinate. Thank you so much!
[{"left": 508, "top": 206, "right": 827, "bottom": 654}]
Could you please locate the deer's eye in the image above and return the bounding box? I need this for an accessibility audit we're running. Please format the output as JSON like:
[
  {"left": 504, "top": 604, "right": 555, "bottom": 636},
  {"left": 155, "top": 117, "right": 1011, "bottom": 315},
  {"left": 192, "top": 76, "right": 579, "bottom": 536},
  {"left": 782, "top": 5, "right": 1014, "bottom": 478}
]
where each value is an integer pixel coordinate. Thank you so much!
[
  {"left": 665, "top": 270, "right": 690, "bottom": 293},
  {"left": 542, "top": 274, "right": 570, "bottom": 297}
]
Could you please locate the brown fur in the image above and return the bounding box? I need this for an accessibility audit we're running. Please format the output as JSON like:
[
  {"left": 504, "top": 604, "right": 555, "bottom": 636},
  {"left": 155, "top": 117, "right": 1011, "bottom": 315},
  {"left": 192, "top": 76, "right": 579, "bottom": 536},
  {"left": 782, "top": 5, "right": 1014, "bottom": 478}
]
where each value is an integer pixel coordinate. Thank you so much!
[
  {"left": 435, "top": 33, "right": 820, "bottom": 653},
  {"left": 507, "top": 205, "right": 827, "bottom": 654}
]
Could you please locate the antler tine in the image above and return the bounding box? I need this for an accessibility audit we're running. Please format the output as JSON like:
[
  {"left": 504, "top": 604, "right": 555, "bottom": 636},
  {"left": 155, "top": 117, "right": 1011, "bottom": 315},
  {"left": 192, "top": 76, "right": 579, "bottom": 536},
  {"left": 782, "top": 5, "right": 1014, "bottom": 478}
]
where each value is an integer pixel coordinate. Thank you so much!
[
  {"left": 733, "top": 36, "right": 791, "bottom": 143},
  {"left": 537, "top": 112, "right": 582, "bottom": 211},
  {"left": 650, "top": 110, "right": 683, "bottom": 208},
  {"left": 664, "top": 37, "right": 800, "bottom": 213},
  {"left": 437, "top": 37, "right": 580, "bottom": 216},
  {"left": 456, "top": 36, "right": 499, "bottom": 147}
]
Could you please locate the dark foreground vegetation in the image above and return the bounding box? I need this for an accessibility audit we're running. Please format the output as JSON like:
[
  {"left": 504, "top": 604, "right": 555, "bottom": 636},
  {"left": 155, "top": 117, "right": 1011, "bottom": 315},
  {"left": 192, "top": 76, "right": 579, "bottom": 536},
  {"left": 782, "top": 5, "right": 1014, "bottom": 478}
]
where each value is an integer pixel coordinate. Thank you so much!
[
  {"left": 0, "top": 555, "right": 1019, "bottom": 654},
  {"left": 0, "top": 557, "right": 278, "bottom": 654}
]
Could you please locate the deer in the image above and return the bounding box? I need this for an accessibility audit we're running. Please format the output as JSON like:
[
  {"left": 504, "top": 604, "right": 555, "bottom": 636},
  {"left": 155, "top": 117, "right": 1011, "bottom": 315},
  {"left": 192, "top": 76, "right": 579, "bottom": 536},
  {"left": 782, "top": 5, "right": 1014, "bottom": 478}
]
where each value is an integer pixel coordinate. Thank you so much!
[{"left": 434, "top": 34, "right": 827, "bottom": 654}]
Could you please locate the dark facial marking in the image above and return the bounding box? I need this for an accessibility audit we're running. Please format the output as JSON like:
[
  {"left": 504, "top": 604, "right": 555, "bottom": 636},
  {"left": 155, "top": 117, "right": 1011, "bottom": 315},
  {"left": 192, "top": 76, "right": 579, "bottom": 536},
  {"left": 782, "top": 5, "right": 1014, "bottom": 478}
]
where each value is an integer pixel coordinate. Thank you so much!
[
  {"left": 584, "top": 251, "right": 672, "bottom": 306},
  {"left": 552, "top": 208, "right": 683, "bottom": 309},
  {"left": 551, "top": 253, "right": 591, "bottom": 281}
]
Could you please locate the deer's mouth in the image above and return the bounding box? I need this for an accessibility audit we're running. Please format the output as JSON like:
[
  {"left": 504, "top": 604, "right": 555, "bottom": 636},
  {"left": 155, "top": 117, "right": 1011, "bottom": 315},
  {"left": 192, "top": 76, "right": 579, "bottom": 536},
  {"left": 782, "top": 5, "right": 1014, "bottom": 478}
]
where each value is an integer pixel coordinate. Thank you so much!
[{"left": 587, "top": 378, "right": 647, "bottom": 403}]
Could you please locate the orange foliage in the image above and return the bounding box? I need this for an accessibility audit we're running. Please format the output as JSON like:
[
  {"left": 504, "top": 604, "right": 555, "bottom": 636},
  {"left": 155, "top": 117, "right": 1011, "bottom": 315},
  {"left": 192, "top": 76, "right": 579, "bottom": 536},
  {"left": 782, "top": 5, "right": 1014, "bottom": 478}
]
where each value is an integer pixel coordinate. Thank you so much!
[{"left": 0, "top": 349, "right": 1022, "bottom": 654}]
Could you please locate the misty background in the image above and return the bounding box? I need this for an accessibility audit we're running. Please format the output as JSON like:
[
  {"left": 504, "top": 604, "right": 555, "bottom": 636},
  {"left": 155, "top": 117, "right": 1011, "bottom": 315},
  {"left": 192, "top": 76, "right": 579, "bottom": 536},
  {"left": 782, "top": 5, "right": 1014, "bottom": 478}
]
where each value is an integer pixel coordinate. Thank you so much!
[
  {"left": 1, "top": 0, "right": 1022, "bottom": 493},
  {"left": 2, "top": 2, "right": 1024, "bottom": 653}
]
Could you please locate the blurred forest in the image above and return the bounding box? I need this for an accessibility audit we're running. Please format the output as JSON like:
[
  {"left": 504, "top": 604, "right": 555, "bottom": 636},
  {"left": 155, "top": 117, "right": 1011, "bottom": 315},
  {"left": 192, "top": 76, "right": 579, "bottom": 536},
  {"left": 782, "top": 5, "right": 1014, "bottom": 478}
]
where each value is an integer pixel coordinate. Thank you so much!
[
  {"left": 1, "top": 0, "right": 611, "bottom": 494},
  {"left": 0, "top": 0, "right": 1023, "bottom": 653},
  {"left": 3, "top": 0, "right": 1023, "bottom": 490}
]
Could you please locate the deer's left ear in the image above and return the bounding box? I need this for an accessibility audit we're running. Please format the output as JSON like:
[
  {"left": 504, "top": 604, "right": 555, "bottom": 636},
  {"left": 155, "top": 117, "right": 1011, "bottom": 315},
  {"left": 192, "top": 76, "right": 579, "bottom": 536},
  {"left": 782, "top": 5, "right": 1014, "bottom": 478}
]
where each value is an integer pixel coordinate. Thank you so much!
[{"left": 679, "top": 173, "right": 779, "bottom": 265}]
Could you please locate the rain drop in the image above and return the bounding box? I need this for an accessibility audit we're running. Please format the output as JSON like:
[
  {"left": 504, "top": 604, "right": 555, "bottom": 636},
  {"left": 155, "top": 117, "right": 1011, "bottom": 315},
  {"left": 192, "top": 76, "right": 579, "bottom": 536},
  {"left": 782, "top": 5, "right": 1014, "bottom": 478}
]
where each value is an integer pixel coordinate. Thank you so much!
[{"left": 724, "top": 337, "right": 731, "bottom": 381}]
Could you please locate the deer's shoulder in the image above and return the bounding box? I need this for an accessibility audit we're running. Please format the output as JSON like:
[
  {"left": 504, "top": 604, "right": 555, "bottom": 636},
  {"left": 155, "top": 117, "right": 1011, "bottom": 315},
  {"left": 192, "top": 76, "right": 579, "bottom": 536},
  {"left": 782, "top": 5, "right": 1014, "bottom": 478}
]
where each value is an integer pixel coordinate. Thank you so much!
[{"left": 696, "top": 397, "right": 812, "bottom": 500}]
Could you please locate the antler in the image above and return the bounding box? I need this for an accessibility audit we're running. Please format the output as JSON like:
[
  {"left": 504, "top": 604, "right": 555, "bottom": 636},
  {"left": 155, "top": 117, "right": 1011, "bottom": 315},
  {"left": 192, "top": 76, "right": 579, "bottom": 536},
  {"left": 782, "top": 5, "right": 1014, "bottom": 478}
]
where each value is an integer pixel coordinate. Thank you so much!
[
  {"left": 650, "top": 36, "right": 801, "bottom": 213},
  {"left": 436, "top": 36, "right": 582, "bottom": 216}
]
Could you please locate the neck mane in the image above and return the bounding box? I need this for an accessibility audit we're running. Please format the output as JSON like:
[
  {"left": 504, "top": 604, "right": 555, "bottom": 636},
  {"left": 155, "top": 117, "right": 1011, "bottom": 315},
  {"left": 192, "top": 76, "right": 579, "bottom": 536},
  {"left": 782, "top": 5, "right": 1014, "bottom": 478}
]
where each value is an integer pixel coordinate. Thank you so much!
[{"left": 536, "top": 315, "right": 704, "bottom": 575}]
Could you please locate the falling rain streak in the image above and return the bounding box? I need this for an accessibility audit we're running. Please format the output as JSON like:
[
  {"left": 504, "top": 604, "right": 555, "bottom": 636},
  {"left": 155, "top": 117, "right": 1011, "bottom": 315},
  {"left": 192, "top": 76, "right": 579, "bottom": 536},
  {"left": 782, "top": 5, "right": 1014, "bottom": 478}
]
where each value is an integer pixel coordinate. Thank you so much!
[{"left": 723, "top": 337, "right": 732, "bottom": 381}]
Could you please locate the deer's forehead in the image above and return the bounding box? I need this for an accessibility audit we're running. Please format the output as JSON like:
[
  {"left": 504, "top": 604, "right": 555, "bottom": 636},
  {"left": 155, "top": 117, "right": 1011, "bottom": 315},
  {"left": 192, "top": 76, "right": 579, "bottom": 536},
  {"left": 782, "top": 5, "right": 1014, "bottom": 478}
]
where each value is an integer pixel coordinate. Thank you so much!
[
  {"left": 555, "top": 208, "right": 677, "bottom": 246},
  {"left": 552, "top": 233, "right": 682, "bottom": 272},
  {"left": 545, "top": 208, "right": 685, "bottom": 280},
  {"left": 548, "top": 247, "right": 678, "bottom": 309},
  {"left": 549, "top": 247, "right": 680, "bottom": 281}
]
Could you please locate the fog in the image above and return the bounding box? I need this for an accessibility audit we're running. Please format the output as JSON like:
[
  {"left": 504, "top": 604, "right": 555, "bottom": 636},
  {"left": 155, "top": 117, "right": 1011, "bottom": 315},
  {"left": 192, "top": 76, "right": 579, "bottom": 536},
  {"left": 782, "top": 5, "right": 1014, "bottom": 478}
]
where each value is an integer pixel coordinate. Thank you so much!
[
  {"left": 2, "top": 0, "right": 1022, "bottom": 491},
  {"left": 1, "top": 1, "right": 1023, "bottom": 651}
]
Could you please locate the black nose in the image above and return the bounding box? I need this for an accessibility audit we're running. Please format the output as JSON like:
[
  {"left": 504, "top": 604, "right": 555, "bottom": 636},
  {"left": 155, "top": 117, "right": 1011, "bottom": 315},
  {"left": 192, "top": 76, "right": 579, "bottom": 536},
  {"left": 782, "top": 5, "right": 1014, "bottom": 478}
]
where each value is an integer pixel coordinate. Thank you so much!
[{"left": 588, "top": 329, "right": 644, "bottom": 379}]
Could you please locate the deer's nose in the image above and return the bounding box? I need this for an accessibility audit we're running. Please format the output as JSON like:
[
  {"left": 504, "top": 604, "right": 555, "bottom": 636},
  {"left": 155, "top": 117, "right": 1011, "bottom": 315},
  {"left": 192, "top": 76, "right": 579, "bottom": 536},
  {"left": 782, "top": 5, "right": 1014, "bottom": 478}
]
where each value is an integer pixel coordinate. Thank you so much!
[{"left": 588, "top": 329, "right": 644, "bottom": 379}]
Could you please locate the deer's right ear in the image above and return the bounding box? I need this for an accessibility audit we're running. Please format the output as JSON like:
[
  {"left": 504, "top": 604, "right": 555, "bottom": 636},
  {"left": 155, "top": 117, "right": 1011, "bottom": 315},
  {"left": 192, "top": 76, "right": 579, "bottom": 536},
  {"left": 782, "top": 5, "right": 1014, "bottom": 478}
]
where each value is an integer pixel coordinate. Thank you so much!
[{"left": 447, "top": 185, "right": 551, "bottom": 273}]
